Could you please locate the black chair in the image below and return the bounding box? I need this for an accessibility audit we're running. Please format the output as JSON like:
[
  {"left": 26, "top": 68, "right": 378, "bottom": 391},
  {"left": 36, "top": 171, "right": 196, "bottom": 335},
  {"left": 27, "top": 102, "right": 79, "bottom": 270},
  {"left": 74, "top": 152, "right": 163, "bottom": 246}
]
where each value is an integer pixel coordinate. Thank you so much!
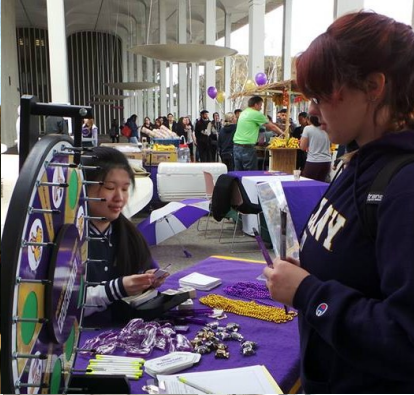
[{"left": 212, "top": 174, "right": 262, "bottom": 252}]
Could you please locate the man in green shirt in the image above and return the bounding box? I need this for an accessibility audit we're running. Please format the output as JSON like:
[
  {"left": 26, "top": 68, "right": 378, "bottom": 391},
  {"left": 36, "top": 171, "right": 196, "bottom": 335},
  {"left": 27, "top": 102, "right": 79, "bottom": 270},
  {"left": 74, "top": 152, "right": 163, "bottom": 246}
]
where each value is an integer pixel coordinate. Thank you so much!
[{"left": 233, "top": 96, "right": 283, "bottom": 170}]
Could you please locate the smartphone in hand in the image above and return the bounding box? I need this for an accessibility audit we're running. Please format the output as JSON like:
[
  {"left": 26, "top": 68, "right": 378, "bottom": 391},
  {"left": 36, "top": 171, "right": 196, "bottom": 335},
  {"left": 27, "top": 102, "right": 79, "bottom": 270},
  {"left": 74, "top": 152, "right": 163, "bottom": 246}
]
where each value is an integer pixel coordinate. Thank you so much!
[{"left": 154, "top": 264, "right": 171, "bottom": 279}]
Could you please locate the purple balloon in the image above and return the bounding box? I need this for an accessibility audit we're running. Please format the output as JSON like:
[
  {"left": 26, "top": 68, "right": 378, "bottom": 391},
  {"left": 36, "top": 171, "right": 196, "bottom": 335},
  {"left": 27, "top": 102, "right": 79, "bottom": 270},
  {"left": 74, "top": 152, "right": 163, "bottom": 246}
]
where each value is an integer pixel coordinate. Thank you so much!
[
  {"left": 207, "top": 86, "right": 217, "bottom": 99},
  {"left": 255, "top": 72, "right": 268, "bottom": 86}
]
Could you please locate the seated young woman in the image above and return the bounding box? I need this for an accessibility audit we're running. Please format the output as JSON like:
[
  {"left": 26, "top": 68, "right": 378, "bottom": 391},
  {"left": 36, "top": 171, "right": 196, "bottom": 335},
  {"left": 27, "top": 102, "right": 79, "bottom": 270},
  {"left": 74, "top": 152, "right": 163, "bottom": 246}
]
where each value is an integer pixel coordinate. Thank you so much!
[{"left": 81, "top": 146, "right": 168, "bottom": 323}]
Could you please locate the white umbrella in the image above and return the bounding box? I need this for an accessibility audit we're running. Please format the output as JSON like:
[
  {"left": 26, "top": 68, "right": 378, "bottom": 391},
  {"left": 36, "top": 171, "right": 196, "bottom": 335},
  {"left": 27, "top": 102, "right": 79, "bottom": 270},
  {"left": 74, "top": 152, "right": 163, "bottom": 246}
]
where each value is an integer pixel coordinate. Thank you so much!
[{"left": 137, "top": 199, "right": 209, "bottom": 257}]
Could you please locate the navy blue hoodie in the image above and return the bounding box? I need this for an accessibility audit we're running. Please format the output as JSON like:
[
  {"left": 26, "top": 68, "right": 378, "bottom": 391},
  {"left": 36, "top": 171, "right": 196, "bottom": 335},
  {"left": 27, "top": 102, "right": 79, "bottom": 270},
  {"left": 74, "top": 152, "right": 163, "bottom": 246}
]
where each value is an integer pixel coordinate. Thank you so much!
[{"left": 293, "top": 130, "right": 414, "bottom": 393}]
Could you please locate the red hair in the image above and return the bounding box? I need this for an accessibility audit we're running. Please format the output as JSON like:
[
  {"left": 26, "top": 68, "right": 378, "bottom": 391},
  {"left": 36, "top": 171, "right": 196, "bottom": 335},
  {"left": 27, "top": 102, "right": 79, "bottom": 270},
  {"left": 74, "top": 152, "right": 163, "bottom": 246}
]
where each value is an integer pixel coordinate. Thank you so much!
[{"left": 296, "top": 11, "right": 414, "bottom": 130}]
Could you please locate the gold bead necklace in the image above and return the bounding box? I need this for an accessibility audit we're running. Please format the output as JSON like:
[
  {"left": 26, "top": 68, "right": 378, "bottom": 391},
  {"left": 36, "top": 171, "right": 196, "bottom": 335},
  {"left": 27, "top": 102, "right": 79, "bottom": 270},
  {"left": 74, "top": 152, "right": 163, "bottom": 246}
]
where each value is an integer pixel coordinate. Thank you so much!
[{"left": 199, "top": 294, "right": 297, "bottom": 324}]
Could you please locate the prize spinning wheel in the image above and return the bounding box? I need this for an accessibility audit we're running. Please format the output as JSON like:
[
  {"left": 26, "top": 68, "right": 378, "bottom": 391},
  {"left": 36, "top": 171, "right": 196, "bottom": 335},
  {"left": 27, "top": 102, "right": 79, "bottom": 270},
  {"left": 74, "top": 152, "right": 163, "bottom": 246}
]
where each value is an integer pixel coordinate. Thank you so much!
[{"left": 1, "top": 135, "right": 90, "bottom": 394}]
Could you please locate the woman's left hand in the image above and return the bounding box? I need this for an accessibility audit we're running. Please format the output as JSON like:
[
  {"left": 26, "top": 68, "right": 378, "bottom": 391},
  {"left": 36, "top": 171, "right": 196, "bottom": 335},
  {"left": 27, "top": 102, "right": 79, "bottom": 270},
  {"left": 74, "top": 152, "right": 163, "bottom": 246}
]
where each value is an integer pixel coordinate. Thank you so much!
[
  {"left": 146, "top": 269, "right": 170, "bottom": 288},
  {"left": 263, "top": 257, "right": 310, "bottom": 306}
]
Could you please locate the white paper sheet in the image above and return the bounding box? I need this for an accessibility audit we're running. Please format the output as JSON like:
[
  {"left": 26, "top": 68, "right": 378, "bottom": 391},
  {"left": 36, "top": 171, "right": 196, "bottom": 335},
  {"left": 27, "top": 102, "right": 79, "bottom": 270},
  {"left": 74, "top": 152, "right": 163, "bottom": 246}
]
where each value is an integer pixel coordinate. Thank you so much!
[{"left": 158, "top": 365, "right": 282, "bottom": 394}]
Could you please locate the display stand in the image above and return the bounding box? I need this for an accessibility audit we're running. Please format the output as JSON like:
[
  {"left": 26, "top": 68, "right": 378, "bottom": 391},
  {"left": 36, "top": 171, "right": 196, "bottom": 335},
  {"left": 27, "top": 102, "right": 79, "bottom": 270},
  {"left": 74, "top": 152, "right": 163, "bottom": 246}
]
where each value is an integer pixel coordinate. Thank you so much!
[{"left": 269, "top": 148, "right": 297, "bottom": 174}]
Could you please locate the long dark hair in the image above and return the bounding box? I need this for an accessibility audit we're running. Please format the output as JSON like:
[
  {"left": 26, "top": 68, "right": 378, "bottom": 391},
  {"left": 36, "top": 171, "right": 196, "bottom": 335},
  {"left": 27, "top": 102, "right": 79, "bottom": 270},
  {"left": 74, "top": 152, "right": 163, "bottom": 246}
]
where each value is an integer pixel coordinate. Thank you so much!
[
  {"left": 296, "top": 11, "right": 414, "bottom": 131},
  {"left": 81, "top": 146, "right": 152, "bottom": 275}
]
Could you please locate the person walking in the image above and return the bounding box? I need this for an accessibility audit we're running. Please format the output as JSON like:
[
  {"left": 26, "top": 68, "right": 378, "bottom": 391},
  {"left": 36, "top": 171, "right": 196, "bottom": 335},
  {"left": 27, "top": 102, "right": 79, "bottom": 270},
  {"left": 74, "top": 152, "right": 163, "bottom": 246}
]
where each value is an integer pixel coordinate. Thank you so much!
[
  {"left": 126, "top": 114, "right": 139, "bottom": 144},
  {"left": 263, "top": 11, "right": 414, "bottom": 393}
]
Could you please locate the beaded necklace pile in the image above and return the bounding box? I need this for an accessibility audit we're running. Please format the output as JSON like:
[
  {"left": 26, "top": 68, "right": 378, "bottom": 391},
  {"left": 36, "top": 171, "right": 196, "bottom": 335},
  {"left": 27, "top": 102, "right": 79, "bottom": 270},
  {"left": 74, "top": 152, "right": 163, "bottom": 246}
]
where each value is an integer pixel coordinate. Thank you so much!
[
  {"left": 200, "top": 294, "right": 297, "bottom": 324},
  {"left": 223, "top": 281, "right": 272, "bottom": 300}
]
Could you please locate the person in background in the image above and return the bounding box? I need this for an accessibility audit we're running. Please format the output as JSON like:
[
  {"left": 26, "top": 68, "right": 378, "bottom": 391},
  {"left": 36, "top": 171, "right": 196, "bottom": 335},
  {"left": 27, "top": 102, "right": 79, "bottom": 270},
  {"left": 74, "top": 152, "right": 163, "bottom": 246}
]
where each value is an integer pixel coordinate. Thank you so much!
[
  {"left": 291, "top": 111, "right": 308, "bottom": 170},
  {"left": 109, "top": 118, "right": 120, "bottom": 143},
  {"left": 126, "top": 114, "right": 139, "bottom": 144},
  {"left": 263, "top": 11, "right": 414, "bottom": 393},
  {"left": 194, "top": 110, "right": 211, "bottom": 162},
  {"left": 218, "top": 112, "right": 237, "bottom": 171},
  {"left": 165, "top": 113, "right": 177, "bottom": 133},
  {"left": 234, "top": 109, "right": 242, "bottom": 122},
  {"left": 300, "top": 115, "right": 331, "bottom": 181},
  {"left": 207, "top": 112, "right": 221, "bottom": 162},
  {"left": 154, "top": 117, "right": 163, "bottom": 129},
  {"left": 276, "top": 108, "right": 296, "bottom": 135},
  {"left": 176, "top": 116, "right": 195, "bottom": 162},
  {"left": 140, "top": 116, "right": 154, "bottom": 143},
  {"left": 81, "top": 146, "right": 168, "bottom": 323},
  {"left": 233, "top": 96, "right": 283, "bottom": 171},
  {"left": 82, "top": 118, "right": 98, "bottom": 147},
  {"left": 45, "top": 115, "right": 68, "bottom": 135}
]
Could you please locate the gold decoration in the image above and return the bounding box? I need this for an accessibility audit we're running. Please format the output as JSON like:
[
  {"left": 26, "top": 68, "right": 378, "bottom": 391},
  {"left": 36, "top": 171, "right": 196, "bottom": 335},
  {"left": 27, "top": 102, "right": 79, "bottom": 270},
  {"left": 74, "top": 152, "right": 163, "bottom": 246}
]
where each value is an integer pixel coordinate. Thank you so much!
[{"left": 199, "top": 294, "right": 297, "bottom": 323}]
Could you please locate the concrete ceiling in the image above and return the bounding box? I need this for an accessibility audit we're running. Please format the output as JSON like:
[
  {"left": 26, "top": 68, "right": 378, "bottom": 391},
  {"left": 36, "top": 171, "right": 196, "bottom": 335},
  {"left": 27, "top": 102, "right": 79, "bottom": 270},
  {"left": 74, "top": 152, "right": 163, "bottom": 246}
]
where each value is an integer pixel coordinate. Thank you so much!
[{"left": 16, "top": 0, "right": 283, "bottom": 44}]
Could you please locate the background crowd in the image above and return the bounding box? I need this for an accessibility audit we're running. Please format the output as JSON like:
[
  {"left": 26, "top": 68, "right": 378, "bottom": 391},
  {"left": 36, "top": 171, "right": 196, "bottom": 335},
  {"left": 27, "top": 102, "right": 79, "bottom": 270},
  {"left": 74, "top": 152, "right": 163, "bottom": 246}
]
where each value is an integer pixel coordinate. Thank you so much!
[{"left": 74, "top": 101, "right": 338, "bottom": 183}]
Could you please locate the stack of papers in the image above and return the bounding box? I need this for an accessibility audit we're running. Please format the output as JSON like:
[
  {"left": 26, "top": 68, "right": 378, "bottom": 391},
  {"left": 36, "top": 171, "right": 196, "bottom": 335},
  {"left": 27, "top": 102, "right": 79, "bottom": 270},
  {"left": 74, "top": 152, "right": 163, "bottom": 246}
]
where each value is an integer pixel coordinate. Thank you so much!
[
  {"left": 145, "top": 352, "right": 201, "bottom": 377},
  {"left": 158, "top": 365, "right": 282, "bottom": 394},
  {"left": 178, "top": 272, "right": 222, "bottom": 291},
  {"left": 123, "top": 288, "right": 158, "bottom": 307}
]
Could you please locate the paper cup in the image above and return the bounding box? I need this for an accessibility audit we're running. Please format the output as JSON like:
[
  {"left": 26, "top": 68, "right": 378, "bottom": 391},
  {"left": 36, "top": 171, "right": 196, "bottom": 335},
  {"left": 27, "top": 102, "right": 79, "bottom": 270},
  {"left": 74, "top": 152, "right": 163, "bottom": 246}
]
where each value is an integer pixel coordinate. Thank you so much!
[{"left": 293, "top": 170, "right": 301, "bottom": 181}]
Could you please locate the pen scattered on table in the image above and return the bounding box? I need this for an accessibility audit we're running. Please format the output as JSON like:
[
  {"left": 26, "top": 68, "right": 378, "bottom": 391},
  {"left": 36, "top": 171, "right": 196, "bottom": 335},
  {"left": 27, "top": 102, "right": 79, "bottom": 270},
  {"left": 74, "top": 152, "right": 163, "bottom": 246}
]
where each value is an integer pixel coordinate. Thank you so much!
[{"left": 177, "top": 376, "right": 214, "bottom": 394}]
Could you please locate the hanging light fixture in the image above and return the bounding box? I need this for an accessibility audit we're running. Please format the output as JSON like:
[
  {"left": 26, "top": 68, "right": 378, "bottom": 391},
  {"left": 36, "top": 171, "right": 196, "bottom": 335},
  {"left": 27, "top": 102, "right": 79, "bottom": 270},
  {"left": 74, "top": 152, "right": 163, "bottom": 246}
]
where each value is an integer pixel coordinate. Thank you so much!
[
  {"left": 129, "top": 0, "right": 237, "bottom": 63},
  {"left": 129, "top": 43, "right": 237, "bottom": 63}
]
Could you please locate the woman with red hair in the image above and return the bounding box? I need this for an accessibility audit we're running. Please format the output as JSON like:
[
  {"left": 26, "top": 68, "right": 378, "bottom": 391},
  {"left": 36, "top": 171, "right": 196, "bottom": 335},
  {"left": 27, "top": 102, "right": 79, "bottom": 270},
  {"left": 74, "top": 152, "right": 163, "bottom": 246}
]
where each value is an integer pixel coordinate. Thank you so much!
[{"left": 264, "top": 11, "right": 414, "bottom": 393}]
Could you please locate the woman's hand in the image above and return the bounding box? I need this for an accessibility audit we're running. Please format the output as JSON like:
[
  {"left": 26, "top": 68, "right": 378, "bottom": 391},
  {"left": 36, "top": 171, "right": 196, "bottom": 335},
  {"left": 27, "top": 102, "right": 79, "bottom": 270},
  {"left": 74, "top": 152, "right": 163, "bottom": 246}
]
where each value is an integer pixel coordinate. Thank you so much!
[
  {"left": 122, "top": 273, "right": 155, "bottom": 296},
  {"left": 263, "top": 257, "right": 310, "bottom": 306},
  {"left": 146, "top": 269, "right": 170, "bottom": 289}
]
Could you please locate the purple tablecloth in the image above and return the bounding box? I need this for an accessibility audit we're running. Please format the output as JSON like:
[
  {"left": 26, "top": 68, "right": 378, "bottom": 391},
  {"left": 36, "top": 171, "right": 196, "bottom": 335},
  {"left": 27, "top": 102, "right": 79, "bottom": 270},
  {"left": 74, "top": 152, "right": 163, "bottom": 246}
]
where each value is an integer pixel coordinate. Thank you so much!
[
  {"left": 228, "top": 170, "right": 285, "bottom": 178},
  {"left": 75, "top": 256, "right": 301, "bottom": 393},
  {"left": 229, "top": 171, "right": 329, "bottom": 237}
]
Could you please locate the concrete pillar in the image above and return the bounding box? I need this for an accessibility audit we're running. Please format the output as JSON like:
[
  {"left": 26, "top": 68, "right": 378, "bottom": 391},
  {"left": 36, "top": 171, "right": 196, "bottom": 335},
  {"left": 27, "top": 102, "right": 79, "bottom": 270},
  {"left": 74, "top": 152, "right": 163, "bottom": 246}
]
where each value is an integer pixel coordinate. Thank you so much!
[
  {"left": 128, "top": 47, "right": 135, "bottom": 119},
  {"left": 282, "top": 0, "right": 293, "bottom": 80},
  {"left": 46, "top": 0, "right": 70, "bottom": 104},
  {"left": 178, "top": 0, "right": 188, "bottom": 117},
  {"left": 1, "top": 0, "right": 20, "bottom": 147},
  {"left": 334, "top": 0, "right": 364, "bottom": 18},
  {"left": 205, "top": 0, "right": 216, "bottom": 112},
  {"left": 248, "top": 0, "right": 265, "bottom": 79},
  {"left": 121, "top": 34, "right": 129, "bottom": 121},
  {"left": 191, "top": 64, "right": 199, "bottom": 122},
  {"left": 153, "top": 63, "right": 159, "bottom": 118},
  {"left": 191, "top": 64, "right": 199, "bottom": 121},
  {"left": 224, "top": 12, "right": 232, "bottom": 113},
  {"left": 169, "top": 64, "right": 174, "bottom": 115},
  {"left": 136, "top": 54, "right": 144, "bottom": 125},
  {"left": 146, "top": 57, "right": 154, "bottom": 121},
  {"left": 158, "top": 0, "right": 167, "bottom": 117}
]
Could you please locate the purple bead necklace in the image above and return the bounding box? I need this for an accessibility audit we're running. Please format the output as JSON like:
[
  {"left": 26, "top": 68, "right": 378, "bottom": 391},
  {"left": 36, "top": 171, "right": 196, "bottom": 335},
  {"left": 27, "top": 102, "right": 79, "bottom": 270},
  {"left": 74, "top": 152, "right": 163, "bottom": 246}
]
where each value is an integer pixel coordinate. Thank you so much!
[{"left": 223, "top": 282, "right": 271, "bottom": 300}]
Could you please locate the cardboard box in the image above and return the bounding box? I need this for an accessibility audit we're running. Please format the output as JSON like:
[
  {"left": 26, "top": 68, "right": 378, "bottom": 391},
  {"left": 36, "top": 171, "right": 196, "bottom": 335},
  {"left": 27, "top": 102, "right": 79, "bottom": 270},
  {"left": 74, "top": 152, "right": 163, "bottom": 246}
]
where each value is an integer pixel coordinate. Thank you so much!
[
  {"left": 100, "top": 143, "right": 143, "bottom": 160},
  {"left": 150, "top": 151, "right": 178, "bottom": 165}
]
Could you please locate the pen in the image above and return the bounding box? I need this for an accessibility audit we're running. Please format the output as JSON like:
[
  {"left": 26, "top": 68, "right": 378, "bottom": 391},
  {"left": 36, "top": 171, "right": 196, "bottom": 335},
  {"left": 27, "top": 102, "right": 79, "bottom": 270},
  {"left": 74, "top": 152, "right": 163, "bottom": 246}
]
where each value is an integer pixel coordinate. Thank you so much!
[
  {"left": 253, "top": 226, "right": 290, "bottom": 315},
  {"left": 252, "top": 227, "right": 274, "bottom": 267},
  {"left": 87, "top": 370, "right": 142, "bottom": 380},
  {"left": 177, "top": 376, "right": 214, "bottom": 394},
  {"left": 279, "top": 210, "right": 287, "bottom": 261},
  {"left": 95, "top": 355, "right": 145, "bottom": 363}
]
